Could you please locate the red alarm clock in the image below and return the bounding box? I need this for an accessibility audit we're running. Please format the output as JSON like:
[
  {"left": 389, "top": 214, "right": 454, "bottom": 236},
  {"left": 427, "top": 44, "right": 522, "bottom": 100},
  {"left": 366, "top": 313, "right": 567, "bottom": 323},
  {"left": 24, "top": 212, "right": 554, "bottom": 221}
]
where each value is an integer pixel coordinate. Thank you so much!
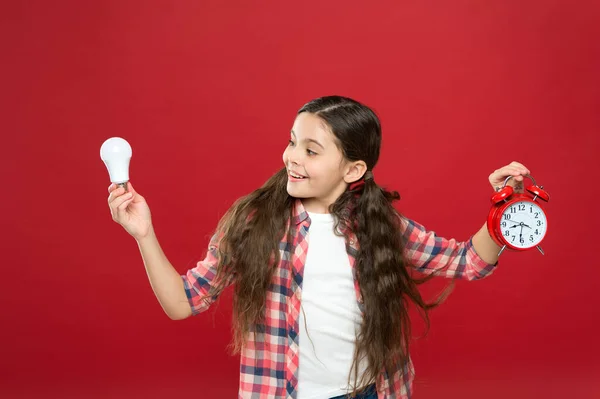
[{"left": 487, "top": 174, "right": 549, "bottom": 257}]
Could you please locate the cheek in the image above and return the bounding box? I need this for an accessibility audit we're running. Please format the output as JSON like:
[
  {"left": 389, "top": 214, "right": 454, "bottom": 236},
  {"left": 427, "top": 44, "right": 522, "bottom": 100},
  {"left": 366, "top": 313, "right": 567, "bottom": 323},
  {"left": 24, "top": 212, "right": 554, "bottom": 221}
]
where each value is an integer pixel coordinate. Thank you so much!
[{"left": 282, "top": 148, "right": 288, "bottom": 164}]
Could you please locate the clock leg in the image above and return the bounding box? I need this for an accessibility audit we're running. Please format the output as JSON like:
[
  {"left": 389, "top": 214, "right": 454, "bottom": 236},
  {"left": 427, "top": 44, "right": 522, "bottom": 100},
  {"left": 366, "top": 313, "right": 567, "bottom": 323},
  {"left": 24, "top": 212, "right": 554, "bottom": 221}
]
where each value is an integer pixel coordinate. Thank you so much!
[
  {"left": 536, "top": 245, "right": 545, "bottom": 255},
  {"left": 498, "top": 245, "right": 507, "bottom": 257}
]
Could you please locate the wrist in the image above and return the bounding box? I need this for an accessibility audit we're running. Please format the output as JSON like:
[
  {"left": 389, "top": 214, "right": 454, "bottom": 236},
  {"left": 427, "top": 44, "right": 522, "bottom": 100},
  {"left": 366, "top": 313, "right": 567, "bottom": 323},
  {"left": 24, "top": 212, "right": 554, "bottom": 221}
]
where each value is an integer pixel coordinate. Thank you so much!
[{"left": 135, "top": 225, "right": 156, "bottom": 243}]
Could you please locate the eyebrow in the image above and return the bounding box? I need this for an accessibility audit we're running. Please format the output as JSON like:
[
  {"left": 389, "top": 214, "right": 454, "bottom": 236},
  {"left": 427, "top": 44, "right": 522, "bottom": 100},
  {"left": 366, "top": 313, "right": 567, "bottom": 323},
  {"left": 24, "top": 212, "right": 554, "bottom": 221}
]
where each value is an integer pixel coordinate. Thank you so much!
[{"left": 291, "top": 130, "right": 325, "bottom": 150}]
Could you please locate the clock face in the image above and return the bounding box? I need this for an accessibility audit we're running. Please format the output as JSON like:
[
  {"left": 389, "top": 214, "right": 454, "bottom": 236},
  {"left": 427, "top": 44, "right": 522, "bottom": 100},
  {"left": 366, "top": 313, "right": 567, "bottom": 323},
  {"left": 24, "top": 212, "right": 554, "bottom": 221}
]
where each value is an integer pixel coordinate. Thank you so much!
[{"left": 499, "top": 200, "right": 547, "bottom": 248}]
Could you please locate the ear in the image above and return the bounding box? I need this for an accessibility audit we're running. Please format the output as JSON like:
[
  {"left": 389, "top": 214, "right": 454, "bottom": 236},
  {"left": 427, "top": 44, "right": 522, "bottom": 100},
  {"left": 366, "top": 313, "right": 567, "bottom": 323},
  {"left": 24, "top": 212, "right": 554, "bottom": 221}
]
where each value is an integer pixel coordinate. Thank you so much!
[{"left": 344, "top": 161, "right": 368, "bottom": 184}]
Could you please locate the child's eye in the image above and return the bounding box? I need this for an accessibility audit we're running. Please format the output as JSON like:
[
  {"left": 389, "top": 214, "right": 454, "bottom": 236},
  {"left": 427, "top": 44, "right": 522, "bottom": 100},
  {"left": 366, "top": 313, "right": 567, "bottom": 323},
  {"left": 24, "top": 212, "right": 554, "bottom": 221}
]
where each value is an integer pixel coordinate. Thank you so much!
[{"left": 288, "top": 140, "right": 317, "bottom": 156}]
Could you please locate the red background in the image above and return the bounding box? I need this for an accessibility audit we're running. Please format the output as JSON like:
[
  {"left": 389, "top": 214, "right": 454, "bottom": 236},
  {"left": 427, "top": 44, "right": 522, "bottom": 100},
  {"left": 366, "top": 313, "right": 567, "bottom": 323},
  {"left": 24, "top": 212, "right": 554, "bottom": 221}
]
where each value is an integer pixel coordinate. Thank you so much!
[{"left": 2, "top": 1, "right": 599, "bottom": 398}]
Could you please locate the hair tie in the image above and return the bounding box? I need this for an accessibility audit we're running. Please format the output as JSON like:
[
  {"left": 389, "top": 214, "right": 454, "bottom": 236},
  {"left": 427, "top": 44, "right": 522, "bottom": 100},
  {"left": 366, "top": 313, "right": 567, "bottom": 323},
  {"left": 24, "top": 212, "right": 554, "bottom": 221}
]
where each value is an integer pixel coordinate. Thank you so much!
[{"left": 348, "top": 170, "right": 374, "bottom": 191}]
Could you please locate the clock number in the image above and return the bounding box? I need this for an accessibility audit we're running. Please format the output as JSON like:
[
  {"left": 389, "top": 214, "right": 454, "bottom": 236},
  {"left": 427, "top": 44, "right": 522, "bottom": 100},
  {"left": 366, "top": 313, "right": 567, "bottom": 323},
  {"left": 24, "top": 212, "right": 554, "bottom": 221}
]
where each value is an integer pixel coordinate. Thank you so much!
[
  {"left": 520, "top": 237, "right": 525, "bottom": 244},
  {"left": 537, "top": 220, "right": 543, "bottom": 226},
  {"left": 511, "top": 235, "right": 516, "bottom": 242},
  {"left": 518, "top": 204, "right": 526, "bottom": 211},
  {"left": 529, "top": 235, "right": 534, "bottom": 242},
  {"left": 534, "top": 212, "right": 539, "bottom": 219},
  {"left": 510, "top": 207, "right": 517, "bottom": 213},
  {"left": 501, "top": 221, "right": 507, "bottom": 228},
  {"left": 504, "top": 214, "right": 511, "bottom": 220},
  {"left": 504, "top": 230, "right": 510, "bottom": 236}
]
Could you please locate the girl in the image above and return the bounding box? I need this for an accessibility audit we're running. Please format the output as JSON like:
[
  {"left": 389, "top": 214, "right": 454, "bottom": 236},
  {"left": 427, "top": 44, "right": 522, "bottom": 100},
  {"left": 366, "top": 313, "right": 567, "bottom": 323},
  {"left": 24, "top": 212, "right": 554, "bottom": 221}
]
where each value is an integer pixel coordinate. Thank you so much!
[{"left": 108, "top": 96, "right": 530, "bottom": 399}]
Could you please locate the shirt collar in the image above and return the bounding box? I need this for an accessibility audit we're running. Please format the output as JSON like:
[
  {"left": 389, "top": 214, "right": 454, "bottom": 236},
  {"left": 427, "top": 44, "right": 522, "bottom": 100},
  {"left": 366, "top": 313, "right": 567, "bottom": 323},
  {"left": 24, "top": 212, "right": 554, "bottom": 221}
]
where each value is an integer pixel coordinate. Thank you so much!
[
  {"left": 291, "top": 198, "right": 357, "bottom": 229},
  {"left": 292, "top": 198, "right": 309, "bottom": 225}
]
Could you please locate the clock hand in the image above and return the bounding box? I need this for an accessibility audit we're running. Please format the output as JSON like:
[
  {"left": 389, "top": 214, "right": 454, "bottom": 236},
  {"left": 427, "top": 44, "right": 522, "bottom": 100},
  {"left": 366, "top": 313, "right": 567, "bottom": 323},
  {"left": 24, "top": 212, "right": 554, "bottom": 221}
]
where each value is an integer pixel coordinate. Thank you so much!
[
  {"left": 506, "top": 219, "right": 525, "bottom": 228},
  {"left": 519, "top": 225, "right": 524, "bottom": 242},
  {"left": 506, "top": 220, "right": 532, "bottom": 229},
  {"left": 505, "top": 219, "right": 522, "bottom": 225}
]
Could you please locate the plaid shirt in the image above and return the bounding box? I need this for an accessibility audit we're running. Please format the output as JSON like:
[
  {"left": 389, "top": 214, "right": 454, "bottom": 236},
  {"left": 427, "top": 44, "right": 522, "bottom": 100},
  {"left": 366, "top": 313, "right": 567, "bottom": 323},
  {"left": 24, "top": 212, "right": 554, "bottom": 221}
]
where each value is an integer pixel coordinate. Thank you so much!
[{"left": 181, "top": 198, "right": 498, "bottom": 398}]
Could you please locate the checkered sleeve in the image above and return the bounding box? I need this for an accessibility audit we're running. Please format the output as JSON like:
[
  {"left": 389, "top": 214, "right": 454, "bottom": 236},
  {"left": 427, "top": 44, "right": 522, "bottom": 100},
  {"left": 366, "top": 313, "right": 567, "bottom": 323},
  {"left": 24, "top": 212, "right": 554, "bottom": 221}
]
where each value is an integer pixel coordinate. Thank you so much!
[
  {"left": 400, "top": 216, "right": 498, "bottom": 280},
  {"left": 180, "top": 233, "right": 236, "bottom": 315}
]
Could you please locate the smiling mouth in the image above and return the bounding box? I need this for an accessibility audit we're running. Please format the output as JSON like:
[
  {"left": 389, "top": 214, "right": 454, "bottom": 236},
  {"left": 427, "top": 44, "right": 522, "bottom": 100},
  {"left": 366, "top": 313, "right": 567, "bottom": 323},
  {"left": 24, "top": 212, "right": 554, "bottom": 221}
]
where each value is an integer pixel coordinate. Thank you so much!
[{"left": 289, "top": 172, "right": 307, "bottom": 179}]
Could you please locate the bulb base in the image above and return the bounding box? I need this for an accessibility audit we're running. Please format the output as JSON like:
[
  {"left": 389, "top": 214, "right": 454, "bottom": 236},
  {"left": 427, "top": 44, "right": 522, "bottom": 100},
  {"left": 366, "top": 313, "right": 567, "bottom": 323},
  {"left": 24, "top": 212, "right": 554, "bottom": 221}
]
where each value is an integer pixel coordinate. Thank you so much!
[{"left": 116, "top": 181, "right": 129, "bottom": 192}]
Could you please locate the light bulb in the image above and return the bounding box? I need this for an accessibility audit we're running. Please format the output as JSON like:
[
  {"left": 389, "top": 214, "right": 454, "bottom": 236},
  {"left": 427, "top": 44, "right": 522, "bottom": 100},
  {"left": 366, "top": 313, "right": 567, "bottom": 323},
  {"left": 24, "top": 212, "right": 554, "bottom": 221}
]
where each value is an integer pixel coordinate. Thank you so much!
[{"left": 100, "top": 137, "right": 132, "bottom": 191}]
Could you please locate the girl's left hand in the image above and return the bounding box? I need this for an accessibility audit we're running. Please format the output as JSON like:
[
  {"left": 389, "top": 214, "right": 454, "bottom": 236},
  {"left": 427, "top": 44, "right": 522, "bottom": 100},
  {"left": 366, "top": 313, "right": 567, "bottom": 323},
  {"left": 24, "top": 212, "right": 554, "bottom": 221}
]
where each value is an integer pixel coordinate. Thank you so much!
[{"left": 488, "top": 161, "right": 531, "bottom": 193}]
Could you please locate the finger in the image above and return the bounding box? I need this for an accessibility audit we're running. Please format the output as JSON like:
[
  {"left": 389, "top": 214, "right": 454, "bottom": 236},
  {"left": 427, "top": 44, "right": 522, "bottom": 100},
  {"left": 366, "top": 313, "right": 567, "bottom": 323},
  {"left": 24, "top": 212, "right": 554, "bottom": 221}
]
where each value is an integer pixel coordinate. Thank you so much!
[
  {"left": 115, "top": 192, "right": 134, "bottom": 214},
  {"left": 494, "top": 168, "right": 524, "bottom": 186},
  {"left": 509, "top": 167, "right": 523, "bottom": 175},
  {"left": 108, "top": 187, "right": 127, "bottom": 205},
  {"left": 108, "top": 186, "right": 124, "bottom": 200},
  {"left": 508, "top": 166, "right": 529, "bottom": 176},
  {"left": 127, "top": 181, "right": 136, "bottom": 194},
  {"left": 509, "top": 162, "right": 530, "bottom": 174},
  {"left": 497, "top": 166, "right": 522, "bottom": 177},
  {"left": 512, "top": 167, "right": 529, "bottom": 176},
  {"left": 511, "top": 172, "right": 524, "bottom": 181},
  {"left": 108, "top": 183, "right": 125, "bottom": 194}
]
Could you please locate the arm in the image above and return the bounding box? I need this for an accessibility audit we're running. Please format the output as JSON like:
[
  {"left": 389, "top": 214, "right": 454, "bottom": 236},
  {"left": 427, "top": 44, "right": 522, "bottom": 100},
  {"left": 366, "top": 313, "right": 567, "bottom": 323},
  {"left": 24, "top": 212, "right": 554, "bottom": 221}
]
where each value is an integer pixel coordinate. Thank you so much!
[
  {"left": 136, "top": 226, "right": 234, "bottom": 320},
  {"left": 180, "top": 232, "right": 236, "bottom": 317},
  {"left": 471, "top": 222, "right": 502, "bottom": 265},
  {"left": 135, "top": 226, "right": 194, "bottom": 320},
  {"left": 399, "top": 216, "right": 498, "bottom": 280}
]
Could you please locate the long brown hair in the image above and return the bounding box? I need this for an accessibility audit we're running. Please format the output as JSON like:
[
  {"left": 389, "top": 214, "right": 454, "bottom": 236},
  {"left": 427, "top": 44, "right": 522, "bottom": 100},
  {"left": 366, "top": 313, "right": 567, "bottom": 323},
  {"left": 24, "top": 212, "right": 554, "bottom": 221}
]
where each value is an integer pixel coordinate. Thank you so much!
[{"left": 204, "top": 96, "right": 452, "bottom": 397}]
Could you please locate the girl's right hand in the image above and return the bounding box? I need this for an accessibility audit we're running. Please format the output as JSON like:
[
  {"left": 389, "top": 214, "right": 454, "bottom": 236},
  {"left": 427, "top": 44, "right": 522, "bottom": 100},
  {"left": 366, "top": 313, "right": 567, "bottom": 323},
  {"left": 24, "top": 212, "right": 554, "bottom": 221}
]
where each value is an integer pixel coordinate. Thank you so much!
[{"left": 107, "top": 181, "right": 153, "bottom": 240}]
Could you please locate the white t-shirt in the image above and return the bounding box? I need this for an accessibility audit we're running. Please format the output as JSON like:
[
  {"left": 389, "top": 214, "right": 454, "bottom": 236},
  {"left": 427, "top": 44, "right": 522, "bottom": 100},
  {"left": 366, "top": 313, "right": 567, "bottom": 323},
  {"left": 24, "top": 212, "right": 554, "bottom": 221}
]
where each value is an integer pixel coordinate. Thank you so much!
[{"left": 297, "top": 211, "right": 369, "bottom": 399}]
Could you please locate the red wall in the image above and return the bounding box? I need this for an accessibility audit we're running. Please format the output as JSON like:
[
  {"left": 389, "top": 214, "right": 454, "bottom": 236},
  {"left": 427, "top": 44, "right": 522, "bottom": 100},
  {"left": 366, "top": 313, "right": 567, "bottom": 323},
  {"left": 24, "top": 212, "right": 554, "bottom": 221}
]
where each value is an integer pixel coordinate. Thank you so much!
[{"left": 2, "top": 1, "right": 598, "bottom": 398}]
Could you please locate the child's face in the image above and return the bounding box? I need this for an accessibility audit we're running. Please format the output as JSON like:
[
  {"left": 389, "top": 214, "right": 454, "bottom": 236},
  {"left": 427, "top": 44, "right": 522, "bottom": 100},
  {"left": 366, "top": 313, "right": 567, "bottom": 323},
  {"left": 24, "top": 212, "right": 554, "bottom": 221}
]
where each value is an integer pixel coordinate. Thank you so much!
[{"left": 282, "top": 112, "right": 356, "bottom": 213}]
